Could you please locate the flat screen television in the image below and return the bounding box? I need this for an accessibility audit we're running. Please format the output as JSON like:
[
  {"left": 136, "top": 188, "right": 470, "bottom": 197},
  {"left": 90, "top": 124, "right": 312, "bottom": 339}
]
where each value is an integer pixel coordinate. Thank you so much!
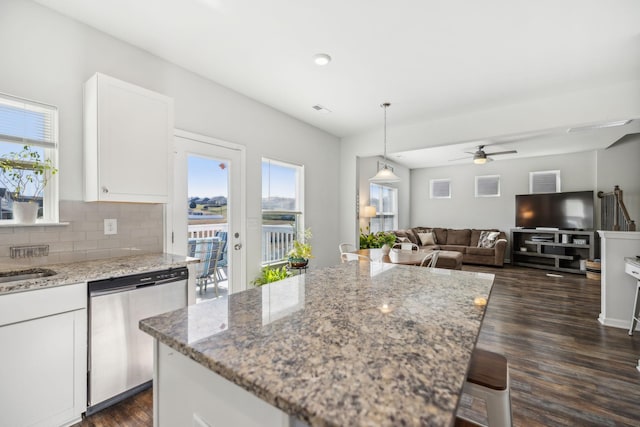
[{"left": 515, "top": 191, "right": 595, "bottom": 230}]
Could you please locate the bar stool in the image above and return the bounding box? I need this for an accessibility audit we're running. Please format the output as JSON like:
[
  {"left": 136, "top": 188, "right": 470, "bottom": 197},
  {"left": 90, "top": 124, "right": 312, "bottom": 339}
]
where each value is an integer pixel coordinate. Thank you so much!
[{"left": 460, "top": 348, "right": 512, "bottom": 427}]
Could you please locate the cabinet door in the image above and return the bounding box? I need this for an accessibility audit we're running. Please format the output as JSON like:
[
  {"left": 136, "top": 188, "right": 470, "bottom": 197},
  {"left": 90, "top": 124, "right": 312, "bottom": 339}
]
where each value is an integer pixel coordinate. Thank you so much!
[
  {"left": 85, "top": 73, "right": 173, "bottom": 203},
  {"left": 0, "top": 309, "right": 87, "bottom": 427}
]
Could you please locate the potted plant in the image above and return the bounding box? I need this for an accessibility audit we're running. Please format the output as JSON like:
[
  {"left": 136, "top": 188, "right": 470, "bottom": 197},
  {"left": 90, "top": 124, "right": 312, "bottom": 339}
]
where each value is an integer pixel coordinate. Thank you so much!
[
  {"left": 0, "top": 145, "right": 57, "bottom": 224},
  {"left": 288, "top": 227, "right": 313, "bottom": 268},
  {"left": 251, "top": 265, "right": 291, "bottom": 286},
  {"left": 359, "top": 228, "right": 397, "bottom": 253}
]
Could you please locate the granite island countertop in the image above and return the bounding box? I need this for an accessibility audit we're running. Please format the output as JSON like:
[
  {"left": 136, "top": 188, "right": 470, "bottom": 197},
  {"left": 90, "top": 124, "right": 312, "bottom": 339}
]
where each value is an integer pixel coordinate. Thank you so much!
[
  {"left": 140, "top": 262, "right": 495, "bottom": 427},
  {"left": 0, "top": 252, "right": 197, "bottom": 295}
]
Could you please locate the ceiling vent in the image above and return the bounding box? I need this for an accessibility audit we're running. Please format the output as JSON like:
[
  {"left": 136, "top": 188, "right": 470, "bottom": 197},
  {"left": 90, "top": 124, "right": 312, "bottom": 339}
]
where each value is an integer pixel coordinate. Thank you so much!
[{"left": 312, "top": 105, "right": 331, "bottom": 113}]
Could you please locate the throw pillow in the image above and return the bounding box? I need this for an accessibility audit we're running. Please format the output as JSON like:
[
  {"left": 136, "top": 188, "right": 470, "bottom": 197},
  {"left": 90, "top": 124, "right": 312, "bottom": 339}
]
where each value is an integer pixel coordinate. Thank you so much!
[
  {"left": 478, "top": 231, "right": 500, "bottom": 248},
  {"left": 397, "top": 236, "right": 410, "bottom": 243},
  {"left": 417, "top": 231, "right": 436, "bottom": 246}
]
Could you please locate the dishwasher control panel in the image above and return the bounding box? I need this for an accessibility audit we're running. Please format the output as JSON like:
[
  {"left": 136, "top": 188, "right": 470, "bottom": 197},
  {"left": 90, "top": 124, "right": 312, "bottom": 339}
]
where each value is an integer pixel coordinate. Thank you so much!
[{"left": 88, "top": 267, "right": 189, "bottom": 295}]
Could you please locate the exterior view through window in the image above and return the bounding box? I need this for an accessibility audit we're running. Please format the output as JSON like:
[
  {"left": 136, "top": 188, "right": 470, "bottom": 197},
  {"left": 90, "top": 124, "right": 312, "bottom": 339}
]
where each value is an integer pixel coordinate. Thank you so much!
[
  {"left": 369, "top": 183, "right": 398, "bottom": 233},
  {"left": 0, "top": 93, "right": 58, "bottom": 222},
  {"left": 262, "top": 158, "right": 304, "bottom": 265},
  {"left": 187, "top": 154, "right": 229, "bottom": 301}
]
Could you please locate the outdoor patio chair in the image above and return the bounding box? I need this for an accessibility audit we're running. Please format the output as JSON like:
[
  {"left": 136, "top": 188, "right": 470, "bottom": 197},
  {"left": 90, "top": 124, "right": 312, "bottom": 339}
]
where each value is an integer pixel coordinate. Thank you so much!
[
  {"left": 188, "top": 237, "right": 223, "bottom": 296},
  {"left": 214, "top": 231, "right": 228, "bottom": 281}
]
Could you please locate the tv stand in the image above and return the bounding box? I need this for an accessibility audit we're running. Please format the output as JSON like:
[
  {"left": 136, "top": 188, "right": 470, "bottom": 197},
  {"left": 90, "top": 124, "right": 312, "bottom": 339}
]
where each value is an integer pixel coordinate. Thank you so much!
[{"left": 510, "top": 229, "right": 598, "bottom": 275}]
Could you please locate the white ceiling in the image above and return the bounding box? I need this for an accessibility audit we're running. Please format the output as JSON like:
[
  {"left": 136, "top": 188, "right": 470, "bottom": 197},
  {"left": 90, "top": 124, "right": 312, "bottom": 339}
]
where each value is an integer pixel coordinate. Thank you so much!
[{"left": 33, "top": 0, "right": 640, "bottom": 167}]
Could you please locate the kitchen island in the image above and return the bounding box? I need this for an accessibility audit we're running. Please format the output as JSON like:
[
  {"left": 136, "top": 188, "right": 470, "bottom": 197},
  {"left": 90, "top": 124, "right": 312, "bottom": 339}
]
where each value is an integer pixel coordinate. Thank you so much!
[{"left": 141, "top": 262, "right": 495, "bottom": 427}]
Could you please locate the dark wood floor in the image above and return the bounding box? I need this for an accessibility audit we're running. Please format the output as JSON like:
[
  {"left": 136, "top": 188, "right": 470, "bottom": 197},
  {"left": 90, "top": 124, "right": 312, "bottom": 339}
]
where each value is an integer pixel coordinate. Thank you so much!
[
  {"left": 75, "top": 265, "right": 640, "bottom": 426},
  {"left": 73, "top": 387, "right": 152, "bottom": 427}
]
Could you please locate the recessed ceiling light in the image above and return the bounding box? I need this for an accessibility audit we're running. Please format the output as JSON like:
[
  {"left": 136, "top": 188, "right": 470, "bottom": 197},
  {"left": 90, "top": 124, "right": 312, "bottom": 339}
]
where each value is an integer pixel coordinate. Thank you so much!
[{"left": 312, "top": 53, "right": 331, "bottom": 66}]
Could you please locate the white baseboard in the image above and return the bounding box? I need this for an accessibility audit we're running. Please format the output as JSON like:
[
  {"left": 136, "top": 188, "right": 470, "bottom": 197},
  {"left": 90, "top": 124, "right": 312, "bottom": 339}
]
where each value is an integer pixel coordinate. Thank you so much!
[{"left": 598, "top": 313, "right": 637, "bottom": 331}]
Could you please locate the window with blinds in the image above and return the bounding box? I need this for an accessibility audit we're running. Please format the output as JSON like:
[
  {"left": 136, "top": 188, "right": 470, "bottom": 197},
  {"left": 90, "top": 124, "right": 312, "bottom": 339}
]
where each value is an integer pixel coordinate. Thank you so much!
[
  {"left": 529, "top": 170, "right": 560, "bottom": 194},
  {"left": 430, "top": 179, "right": 451, "bottom": 199},
  {"left": 0, "top": 93, "right": 59, "bottom": 222},
  {"left": 475, "top": 175, "right": 500, "bottom": 197}
]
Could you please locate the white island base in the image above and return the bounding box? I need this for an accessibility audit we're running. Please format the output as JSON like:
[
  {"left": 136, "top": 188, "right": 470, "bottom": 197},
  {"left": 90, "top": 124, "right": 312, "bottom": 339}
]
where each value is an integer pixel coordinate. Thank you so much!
[
  {"left": 597, "top": 231, "right": 640, "bottom": 330},
  {"left": 154, "top": 341, "right": 305, "bottom": 427}
]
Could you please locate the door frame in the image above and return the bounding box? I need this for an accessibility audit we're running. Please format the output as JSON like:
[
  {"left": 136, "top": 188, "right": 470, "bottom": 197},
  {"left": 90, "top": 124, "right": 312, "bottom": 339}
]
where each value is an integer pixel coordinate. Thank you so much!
[{"left": 165, "top": 129, "right": 247, "bottom": 296}]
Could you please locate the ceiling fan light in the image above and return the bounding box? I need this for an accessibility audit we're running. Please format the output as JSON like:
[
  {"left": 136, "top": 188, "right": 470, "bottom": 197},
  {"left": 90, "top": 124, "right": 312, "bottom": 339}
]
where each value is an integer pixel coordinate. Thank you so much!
[
  {"left": 370, "top": 166, "right": 401, "bottom": 183},
  {"left": 473, "top": 157, "right": 487, "bottom": 165}
]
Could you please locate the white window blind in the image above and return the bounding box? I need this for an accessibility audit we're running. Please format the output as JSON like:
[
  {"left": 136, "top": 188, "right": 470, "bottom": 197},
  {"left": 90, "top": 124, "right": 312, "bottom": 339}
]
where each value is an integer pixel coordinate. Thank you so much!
[
  {"left": 430, "top": 179, "right": 451, "bottom": 199},
  {"left": 530, "top": 170, "right": 560, "bottom": 194},
  {"left": 475, "top": 175, "right": 500, "bottom": 197},
  {"left": 0, "top": 92, "right": 59, "bottom": 222},
  {"left": 0, "top": 93, "right": 57, "bottom": 148}
]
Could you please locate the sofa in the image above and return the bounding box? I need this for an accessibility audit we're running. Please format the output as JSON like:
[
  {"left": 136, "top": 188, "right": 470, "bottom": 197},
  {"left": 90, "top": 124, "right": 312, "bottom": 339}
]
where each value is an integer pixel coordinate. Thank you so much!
[{"left": 391, "top": 227, "right": 507, "bottom": 267}]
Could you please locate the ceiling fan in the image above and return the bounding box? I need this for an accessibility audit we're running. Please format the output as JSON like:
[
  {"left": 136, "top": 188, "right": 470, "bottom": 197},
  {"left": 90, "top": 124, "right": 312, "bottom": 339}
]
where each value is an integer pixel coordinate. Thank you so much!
[{"left": 450, "top": 145, "right": 518, "bottom": 164}]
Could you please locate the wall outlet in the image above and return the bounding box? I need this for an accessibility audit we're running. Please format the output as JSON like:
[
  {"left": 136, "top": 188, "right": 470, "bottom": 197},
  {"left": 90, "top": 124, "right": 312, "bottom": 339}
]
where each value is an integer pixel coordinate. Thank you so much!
[{"left": 104, "top": 218, "right": 118, "bottom": 235}]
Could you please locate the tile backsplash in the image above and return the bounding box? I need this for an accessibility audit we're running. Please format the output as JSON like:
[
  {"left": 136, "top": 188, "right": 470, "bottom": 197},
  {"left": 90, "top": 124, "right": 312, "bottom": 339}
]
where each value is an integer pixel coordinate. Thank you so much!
[{"left": 0, "top": 201, "right": 163, "bottom": 264}]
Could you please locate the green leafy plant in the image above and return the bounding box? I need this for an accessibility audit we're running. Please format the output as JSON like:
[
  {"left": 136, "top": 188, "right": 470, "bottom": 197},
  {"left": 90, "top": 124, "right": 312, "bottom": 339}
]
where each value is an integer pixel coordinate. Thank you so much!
[
  {"left": 288, "top": 227, "right": 313, "bottom": 260},
  {"left": 359, "top": 227, "right": 397, "bottom": 249},
  {"left": 251, "top": 265, "right": 291, "bottom": 286},
  {"left": 0, "top": 145, "right": 57, "bottom": 202}
]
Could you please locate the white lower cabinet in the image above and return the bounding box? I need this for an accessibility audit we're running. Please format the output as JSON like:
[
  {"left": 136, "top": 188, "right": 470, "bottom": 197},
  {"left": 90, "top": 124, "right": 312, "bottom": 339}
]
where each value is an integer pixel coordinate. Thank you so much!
[
  {"left": 0, "top": 284, "right": 87, "bottom": 427},
  {"left": 155, "top": 342, "right": 291, "bottom": 427}
]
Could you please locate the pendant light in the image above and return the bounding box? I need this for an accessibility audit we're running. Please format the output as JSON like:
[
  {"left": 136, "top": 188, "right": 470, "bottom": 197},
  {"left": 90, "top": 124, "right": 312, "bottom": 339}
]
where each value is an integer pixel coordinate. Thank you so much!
[{"left": 370, "top": 102, "right": 400, "bottom": 183}]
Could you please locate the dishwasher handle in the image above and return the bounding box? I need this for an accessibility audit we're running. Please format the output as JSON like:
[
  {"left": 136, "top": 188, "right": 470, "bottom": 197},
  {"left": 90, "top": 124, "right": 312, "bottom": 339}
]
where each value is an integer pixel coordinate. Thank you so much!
[{"left": 90, "top": 283, "right": 141, "bottom": 297}]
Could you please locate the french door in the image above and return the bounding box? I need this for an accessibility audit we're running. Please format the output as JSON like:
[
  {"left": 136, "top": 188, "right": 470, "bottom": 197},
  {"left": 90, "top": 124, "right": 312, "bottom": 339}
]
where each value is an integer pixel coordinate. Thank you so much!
[{"left": 167, "top": 130, "right": 246, "bottom": 301}]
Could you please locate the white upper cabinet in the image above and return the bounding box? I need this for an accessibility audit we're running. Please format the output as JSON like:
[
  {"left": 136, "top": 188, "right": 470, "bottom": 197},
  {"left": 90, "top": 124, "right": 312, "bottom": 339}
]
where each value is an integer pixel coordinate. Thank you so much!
[{"left": 84, "top": 73, "right": 174, "bottom": 203}]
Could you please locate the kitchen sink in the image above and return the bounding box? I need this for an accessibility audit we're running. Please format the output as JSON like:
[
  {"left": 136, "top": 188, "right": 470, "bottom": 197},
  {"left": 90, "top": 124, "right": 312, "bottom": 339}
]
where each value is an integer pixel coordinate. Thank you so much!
[{"left": 0, "top": 268, "right": 57, "bottom": 284}]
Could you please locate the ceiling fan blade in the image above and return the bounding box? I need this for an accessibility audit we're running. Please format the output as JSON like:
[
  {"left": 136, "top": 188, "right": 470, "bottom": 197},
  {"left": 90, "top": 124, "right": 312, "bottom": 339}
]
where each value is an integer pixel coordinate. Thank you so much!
[{"left": 485, "top": 150, "right": 517, "bottom": 156}]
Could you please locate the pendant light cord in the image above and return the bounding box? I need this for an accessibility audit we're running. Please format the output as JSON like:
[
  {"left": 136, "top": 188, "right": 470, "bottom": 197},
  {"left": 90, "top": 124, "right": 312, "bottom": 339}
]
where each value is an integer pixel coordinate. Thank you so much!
[{"left": 382, "top": 102, "right": 390, "bottom": 165}]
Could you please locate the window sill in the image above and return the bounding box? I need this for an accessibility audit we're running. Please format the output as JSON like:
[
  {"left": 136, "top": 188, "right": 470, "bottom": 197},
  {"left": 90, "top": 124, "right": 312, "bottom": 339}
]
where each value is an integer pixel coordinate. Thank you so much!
[{"left": 0, "top": 221, "right": 70, "bottom": 228}]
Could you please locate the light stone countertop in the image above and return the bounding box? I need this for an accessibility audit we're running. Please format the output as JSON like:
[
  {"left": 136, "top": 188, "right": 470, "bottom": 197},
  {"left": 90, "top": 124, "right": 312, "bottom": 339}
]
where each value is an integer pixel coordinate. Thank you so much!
[
  {"left": 0, "top": 252, "right": 197, "bottom": 295},
  {"left": 140, "top": 262, "right": 495, "bottom": 427}
]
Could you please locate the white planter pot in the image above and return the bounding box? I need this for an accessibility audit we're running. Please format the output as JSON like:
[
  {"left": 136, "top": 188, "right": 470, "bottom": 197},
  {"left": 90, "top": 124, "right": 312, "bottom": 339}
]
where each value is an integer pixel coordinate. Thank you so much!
[{"left": 13, "top": 201, "right": 39, "bottom": 224}]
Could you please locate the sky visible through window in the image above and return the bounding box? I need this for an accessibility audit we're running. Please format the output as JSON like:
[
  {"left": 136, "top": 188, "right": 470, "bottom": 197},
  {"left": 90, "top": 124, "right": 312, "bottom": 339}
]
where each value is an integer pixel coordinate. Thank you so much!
[
  {"left": 188, "top": 155, "right": 228, "bottom": 198},
  {"left": 262, "top": 161, "right": 296, "bottom": 200},
  {"left": 187, "top": 157, "right": 296, "bottom": 200}
]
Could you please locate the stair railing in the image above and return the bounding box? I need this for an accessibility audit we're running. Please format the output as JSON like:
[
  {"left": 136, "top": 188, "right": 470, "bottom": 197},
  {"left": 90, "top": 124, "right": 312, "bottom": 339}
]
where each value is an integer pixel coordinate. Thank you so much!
[{"left": 598, "top": 185, "right": 636, "bottom": 231}]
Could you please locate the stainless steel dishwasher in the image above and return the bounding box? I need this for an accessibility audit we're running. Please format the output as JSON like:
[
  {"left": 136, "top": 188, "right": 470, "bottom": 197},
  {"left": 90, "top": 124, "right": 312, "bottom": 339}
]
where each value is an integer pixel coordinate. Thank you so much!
[{"left": 87, "top": 267, "right": 188, "bottom": 415}]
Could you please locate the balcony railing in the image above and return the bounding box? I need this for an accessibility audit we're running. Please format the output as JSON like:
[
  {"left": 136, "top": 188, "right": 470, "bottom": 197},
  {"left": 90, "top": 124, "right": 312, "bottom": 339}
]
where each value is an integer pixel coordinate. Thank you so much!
[
  {"left": 187, "top": 223, "right": 295, "bottom": 264},
  {"left": 188, "top": 223, "right": 228, "bottom": 239}
]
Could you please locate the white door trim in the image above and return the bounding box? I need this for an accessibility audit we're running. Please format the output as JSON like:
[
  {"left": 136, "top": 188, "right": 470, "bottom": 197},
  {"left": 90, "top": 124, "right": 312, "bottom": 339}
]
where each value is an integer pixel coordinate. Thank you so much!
[{"left": 166, "top": 129, "right": 247, "bottom": 295}]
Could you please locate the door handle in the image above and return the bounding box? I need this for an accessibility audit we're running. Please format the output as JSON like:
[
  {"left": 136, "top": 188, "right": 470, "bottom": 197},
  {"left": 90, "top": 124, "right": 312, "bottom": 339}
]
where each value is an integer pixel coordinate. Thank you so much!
[{"left": 234, "top": 243, "right": 242, "bottom": 250}]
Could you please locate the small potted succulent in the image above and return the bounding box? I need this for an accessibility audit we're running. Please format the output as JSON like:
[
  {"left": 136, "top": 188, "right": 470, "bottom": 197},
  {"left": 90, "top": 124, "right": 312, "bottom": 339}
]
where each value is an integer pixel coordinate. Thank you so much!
[
  {"left": 0, "top": 145, "right": 57, "bottom": 224},
  {"left": 288, "top": 227, "right": 313, "bottom": 268}
]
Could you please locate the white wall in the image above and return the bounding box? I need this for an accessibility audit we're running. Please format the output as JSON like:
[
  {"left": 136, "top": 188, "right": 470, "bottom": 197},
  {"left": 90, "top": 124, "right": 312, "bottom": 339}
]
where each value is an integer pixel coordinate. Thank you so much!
[
  {"left": 0, "top": 0, "right": 341, "bottom": 277},
  {"left": 410, "top": 151, "right": 596, "bottom": 233},
  {"left": 408, "top": 141, "right": 640, "bottom": 259}
]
